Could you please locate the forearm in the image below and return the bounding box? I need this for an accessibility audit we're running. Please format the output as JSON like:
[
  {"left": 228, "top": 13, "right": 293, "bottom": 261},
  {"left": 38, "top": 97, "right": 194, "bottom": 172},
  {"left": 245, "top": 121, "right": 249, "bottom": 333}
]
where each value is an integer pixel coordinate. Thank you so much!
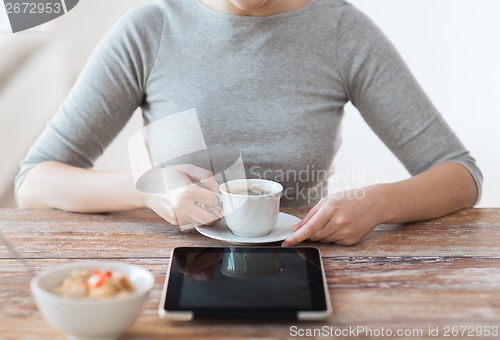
[
  {"left": 378, "top": 162, "right": 478, "bottom": 224},
  {"left": 17, "top": 161, "right": 146, "bottom": 213}
]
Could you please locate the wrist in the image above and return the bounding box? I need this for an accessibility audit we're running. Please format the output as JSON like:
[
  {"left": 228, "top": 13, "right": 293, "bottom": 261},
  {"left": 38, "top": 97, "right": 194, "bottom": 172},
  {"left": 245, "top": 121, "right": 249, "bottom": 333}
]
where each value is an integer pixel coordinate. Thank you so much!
[
  {"left": 119, "top": 171, "right": 148, "bottom": 209},
  {"left": 364, "top": 183, "right": 397, "bottom": 225},
  {"left": 132, "top": 188, "right": 149, "bottom": 209}
]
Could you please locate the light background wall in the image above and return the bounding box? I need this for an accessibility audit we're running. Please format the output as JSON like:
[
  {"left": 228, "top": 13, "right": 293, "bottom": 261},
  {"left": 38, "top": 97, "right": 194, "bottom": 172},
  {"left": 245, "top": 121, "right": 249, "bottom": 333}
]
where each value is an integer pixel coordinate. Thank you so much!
[
  {"left": 330, "top": 0, "right": 500, "bottom": 206},
  {"left": 1, "top": 0, "right": 498, "bottom": 207},
  {"left": 0, "top": 0, "right": 149, "bottom": 207}
]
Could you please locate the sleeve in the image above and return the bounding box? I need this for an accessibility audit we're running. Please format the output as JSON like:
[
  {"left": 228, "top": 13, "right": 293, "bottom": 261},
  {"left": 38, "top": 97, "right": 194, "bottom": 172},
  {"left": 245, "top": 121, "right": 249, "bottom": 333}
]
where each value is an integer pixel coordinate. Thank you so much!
[
  {"left": 335, "top": 4, "right": 483, "bottom": 203},
  {"left": 15, "top": 3, "right": 164, "bottom": 193}
]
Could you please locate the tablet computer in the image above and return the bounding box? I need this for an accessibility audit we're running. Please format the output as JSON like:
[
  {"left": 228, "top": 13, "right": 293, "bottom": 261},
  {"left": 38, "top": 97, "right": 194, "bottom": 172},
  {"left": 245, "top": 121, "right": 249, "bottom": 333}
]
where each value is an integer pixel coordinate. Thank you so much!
[{"left": 158, "top": 246, "right": 331, "bottom": 321}]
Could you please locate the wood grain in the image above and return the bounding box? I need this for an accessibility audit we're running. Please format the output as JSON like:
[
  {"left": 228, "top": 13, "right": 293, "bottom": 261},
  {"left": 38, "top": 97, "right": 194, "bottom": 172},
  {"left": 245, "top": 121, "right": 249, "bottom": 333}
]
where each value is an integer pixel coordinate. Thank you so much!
[
  {"left": 1, "top": 208, "right": 500, "bottom": 339},
  {"left": 2, "top": 257, "right": 500, "bottom": 339},
  {"left": 1, "top": 208, "right": 500, "bottom": 258}
]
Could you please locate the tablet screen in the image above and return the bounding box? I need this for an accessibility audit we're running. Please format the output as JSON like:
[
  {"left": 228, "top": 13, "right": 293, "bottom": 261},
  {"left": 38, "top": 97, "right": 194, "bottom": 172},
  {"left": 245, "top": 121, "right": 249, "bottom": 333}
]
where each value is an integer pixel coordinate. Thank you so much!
[{"left": 160, "top": 247, "right": 330, "bottom": 319}]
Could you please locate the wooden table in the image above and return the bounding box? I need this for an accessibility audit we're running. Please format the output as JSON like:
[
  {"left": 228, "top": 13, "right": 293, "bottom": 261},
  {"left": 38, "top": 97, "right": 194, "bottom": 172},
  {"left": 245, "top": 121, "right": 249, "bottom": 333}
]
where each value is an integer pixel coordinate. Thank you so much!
[{"left": 1, "top": 208, "right": 500, "bottom": 339}]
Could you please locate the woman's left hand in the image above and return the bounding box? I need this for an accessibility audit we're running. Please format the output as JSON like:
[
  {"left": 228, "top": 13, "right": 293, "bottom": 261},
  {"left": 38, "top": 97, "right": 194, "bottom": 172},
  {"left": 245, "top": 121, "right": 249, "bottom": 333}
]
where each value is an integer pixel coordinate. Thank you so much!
[{"left": 282, "top": 186, "right": 386, "bottom": 246}]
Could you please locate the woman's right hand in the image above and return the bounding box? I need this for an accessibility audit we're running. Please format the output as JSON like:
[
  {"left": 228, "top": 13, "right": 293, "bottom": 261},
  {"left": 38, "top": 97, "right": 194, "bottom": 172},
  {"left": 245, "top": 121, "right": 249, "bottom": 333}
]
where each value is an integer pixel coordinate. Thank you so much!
[{"left": 144, "top": 164, "right": 222, "bottom": 227}]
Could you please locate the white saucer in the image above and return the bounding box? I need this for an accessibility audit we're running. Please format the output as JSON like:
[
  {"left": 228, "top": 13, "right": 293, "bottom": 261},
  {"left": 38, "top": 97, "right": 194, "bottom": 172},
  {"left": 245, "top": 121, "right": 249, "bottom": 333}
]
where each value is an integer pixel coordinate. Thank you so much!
[{"left": 196, "top": 212, "right": 301, "bottom": 245}]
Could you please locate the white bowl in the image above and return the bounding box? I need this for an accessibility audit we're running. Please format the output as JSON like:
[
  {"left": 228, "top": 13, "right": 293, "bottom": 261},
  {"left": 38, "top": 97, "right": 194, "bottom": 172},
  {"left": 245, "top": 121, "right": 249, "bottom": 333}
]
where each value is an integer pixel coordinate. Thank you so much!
[{"left": 31, "top": 262, "right": 155, "bottom": 340}]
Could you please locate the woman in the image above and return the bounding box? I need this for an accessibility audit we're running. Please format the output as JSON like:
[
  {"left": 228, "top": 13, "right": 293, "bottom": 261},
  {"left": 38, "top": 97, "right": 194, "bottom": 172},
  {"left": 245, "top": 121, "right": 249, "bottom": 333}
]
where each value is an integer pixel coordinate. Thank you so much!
[{"left": 16, "top": 0, "right": 482, "bottom": 246}]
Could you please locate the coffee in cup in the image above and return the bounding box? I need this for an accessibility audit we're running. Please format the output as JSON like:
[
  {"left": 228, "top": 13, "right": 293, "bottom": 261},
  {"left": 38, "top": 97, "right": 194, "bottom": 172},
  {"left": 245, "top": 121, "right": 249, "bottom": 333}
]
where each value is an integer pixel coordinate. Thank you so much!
[{"left": 219, "top": 179, "right": 283, "bottom": 238}]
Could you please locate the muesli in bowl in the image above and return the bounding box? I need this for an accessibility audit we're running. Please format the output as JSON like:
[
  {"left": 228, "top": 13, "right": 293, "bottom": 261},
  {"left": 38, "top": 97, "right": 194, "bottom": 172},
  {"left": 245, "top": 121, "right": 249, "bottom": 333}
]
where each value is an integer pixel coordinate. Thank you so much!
[
  {"left": 54, "top": 269, "right": 135, "bottom": 299},
  {"left": 31, "top": 262, "right": 154, "bottom": 340}
]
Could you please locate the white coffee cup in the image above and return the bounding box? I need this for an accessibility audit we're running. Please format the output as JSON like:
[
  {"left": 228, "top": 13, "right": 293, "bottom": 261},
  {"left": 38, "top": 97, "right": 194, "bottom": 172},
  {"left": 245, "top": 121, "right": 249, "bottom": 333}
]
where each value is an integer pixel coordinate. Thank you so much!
[{"left": 219, "top": 179, "right": 283, "bottom": 238}]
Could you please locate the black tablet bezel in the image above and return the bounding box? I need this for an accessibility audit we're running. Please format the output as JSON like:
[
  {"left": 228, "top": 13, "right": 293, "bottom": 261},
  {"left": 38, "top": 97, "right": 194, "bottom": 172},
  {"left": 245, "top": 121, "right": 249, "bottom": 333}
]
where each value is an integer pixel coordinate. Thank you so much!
[{"left": 159, "top": 246, "right": 331, "bottom": 320}]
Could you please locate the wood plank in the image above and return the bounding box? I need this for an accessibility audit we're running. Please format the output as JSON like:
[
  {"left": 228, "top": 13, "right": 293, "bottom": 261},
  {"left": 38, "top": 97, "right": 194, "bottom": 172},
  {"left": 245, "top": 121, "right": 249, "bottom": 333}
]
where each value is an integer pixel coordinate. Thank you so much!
[
  {"left": 2, "top": 208, "right": 500, "bottom": 258},
  {"left": 2, "top": 208, "right": 500, "bottom": 339},
  {"left": 4, "top": 319, "right": 500, "bottom": 340},
  {"left": 2, "top": 258, "right": 500, "bottom": 339}
]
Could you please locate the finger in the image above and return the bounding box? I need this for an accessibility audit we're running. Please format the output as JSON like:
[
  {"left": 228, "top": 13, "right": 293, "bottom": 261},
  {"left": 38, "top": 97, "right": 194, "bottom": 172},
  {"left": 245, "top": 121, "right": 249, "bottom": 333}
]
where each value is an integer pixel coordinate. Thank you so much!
[
  {"left": 203, "top": 219, "right": 221, "bottom": 226},
  {"left": 293, "top": 211, "right": 314, "bottom": 232},
  {"left": 293, "top": 199, "right": 324, "bottom": 231},
  {"left": 200, "top": 175, "right": 220, "bottom": 192},
  {"left": 179, "top": 223, "right": 197, "bottom": 231},
  {"left": 180, "top": 164, "right": 217, "bottom": 186},
  {"left": 196, "top": 204, "right": 222, "bottom": 226},
  {"left": 189, "top": 186, "right": 221, "bottom": 206},
  {"left": 156, "top": 211, "right": 178, "bottom": 226},
  {"left": 211, "top": 206, "right": 223, "bottom": 216},
  {"left": 319, "top": 232, "right": 344, "bottom": 244},
  {"left": 149, "top": 196, "right": 179, "bottom": 225},
  {"left": 187, "top": 203, "right": 222, "bottom": 226},
  {"left": 309, "top": 221, "right": 337, "bottom": 241},
  {"left": 309, "top": 230, "right": 335, "bottom": 242},
  {"left": 201, "top": 204, "right": 223, "bottom": 219},
  {"left": 282, "top": 204, "right": 332, "bottom": 246}
]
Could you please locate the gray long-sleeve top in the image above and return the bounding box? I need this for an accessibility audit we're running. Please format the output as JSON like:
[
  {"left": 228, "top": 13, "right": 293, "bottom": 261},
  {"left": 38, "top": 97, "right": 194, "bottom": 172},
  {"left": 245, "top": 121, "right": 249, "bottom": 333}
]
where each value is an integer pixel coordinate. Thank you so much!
[{"left": 16, "top": 0, "right": 482, "bottom": 208}]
